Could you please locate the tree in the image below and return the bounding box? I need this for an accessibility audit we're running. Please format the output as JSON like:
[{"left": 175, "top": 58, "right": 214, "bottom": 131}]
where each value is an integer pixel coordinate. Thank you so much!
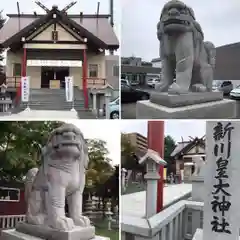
[
  {"left": 121, "top": 133, "right": 137, "bottom": 169},
  {"left": 0, "top": 10, "right": 5, "bottom": 83},
  {"left": 121, "top": 133, "right": 176, "bottom": 169},
  {"left": 0, "top": 121, "right": 63, "bottom": 181},
  {"left": 0, "top": 122, "right": 115, "bottom": 190},
  {"left": 85, "top": 139, "right": 114, "bottom": 190},
  {"left": 164, "top": 135, "right": 176, "bottom": 164}
]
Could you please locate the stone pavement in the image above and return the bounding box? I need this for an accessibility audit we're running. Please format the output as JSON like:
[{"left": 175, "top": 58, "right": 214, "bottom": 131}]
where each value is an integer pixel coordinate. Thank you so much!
[
  {"left": 121, "top": 183, "right": 192, "bottom": 218},
  {"left": 0, "top": 108, "right": 104, "bottom": 119},
  {"left": 0, "top": 109, "right": 79, "bottom": 120}
]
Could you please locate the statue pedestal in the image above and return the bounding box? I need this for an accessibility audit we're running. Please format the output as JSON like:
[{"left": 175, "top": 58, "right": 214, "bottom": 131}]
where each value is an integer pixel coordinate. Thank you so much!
[
  {"left": 1, "top": 223, "right": 98, "bottom": 240},
  {"left": 1, "top": 228, "right": 108, "bottom": 240},
  {"left": 136, "top": 97, "right": 236, "bottom": 119},
  {"left": 193, "top": 229, "right": 240, "bottom": 240}
]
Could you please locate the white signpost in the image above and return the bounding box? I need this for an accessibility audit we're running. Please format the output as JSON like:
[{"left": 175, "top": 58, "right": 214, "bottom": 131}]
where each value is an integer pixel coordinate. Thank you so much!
[
  {"left": 21, "top": 76, "right": 30, "bottom": 103},
  {"left": 65, "top": 76, "right": 75, "bottom": 112},
  {"left": 202, "top": 121, "right": 240, "bottom": 240}
]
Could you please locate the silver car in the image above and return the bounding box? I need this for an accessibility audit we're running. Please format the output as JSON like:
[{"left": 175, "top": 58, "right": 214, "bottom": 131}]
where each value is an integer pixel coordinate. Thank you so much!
[{"left": 212, "top": 80, "right": 233, "bottom": 95}]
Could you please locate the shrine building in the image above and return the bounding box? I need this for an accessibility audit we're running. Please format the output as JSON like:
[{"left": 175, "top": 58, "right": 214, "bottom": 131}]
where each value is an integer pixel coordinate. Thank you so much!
[{"left": 0, "top": 1, "right": 119, "bottom": 107}]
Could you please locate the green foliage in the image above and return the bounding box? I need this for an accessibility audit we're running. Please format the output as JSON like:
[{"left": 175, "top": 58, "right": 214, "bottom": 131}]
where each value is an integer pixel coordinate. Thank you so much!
[
  {"left": 121, "top": 133, "right": 136, "bottom": 169},
  {"left": 164, "top": 135, "right": 176, "bottom": 164},
  {"left": 86, "top": 139, "right": 114, "bottom": 188},
  {"left": 0, "top": 122, "right": 114, "bottom": 187},
  {"left": 121, "top": 133, "right": 176, "bottom": 169},
  {"left": 0, "top": 121, "right": 63, "bottom": 181}
]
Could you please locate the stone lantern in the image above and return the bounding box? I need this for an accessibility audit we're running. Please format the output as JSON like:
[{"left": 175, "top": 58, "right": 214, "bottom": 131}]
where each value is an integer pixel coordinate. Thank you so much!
[
  {"left": 0, "top": 83, "right": 7, "bottom": 95},
  {"left": 102, "top": 84, "right": 113, "bottom": 119},
  {"left": 139, "top": 149, "right": 166, "bottom": 218},
  {"left": 90, "top": 83, "right": 113, "bottom": 119},
  {"left": 121, "top": 168, "right": 127, "bottom": 192}
]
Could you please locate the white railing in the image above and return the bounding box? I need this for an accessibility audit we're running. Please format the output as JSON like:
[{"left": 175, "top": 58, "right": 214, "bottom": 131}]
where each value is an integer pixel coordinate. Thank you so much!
[
  {"left": 0, "top": 215, "right": 26, "bottom": 229},
  {"left": 121, "top": 200, "right": 204, "bottom": 240}
]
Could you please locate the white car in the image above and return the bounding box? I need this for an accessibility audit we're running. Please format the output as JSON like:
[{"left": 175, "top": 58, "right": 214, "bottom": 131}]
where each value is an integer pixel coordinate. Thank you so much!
[
  {"left": 147, "top": 78, "right": 160, "bottom": 88},
  {"left": 230, "top": 85, "right": 240, "bottom": 98},
  {"left": 121, "top": 79, "right": 130, "bottom": 86}
]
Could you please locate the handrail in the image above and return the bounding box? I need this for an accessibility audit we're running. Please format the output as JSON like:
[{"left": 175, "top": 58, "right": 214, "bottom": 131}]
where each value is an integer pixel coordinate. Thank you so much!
[
  {"left": 122, "top": 200, "right": 204, "bottom": 240},
  {"left": 5, "top": 77, "right": 106, "bottom": 89}
]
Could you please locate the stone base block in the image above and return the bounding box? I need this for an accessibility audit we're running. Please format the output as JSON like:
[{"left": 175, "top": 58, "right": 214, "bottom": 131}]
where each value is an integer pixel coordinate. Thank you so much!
[
  {"left": 4, "top": 222, "right": 96, "bottom": 240},
  {"left": 193, "top": 228, "right": 240, "bottom": 239},
  {"left": 136, "top": 99, "right": 236, "bottom": 119},
  {"left": 1, "top": 229, "right": 109, "bottom": 240},
  {"left": 150, "top": 91, "right": 223, "bottom": 108}
]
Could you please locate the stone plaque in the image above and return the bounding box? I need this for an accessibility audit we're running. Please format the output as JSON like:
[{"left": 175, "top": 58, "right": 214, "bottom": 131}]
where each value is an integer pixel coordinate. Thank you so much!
[{"left": 203, "top": 121, "right": 240, "bottom": 240}]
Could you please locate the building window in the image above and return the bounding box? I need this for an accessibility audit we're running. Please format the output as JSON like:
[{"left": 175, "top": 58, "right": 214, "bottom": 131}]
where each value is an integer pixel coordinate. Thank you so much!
[
  {"left": 13, "top": 63, "right": 22, "bottom": 76},
  {"left": 0, "top": 187, "right": 20, "bottom": 202},
  {"left": 113, "top": 66, "right": 119, "bottom": 77},
  {"left": 89, "top": 64, "right": 98, "bottom": 78},
  {"left": 121, "top": 73, "right": 126, "bottom": 79}
]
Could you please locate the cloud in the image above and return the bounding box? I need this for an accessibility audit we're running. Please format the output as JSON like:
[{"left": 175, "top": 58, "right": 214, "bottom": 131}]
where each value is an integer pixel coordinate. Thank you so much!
[
  {"left": 65, "top": 120, "right": 120, "bottom": 165},
  {"left": 121, "top": 0, "right": 240, "bottom": 61},
  {"left": 120, "top": 120, "right": 206, "bottom": 142}
]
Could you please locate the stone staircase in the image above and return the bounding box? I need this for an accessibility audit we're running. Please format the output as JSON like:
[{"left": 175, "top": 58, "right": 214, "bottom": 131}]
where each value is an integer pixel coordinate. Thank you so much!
[{"left": 19, "top": 88, "right": 91, "bottom": 112}]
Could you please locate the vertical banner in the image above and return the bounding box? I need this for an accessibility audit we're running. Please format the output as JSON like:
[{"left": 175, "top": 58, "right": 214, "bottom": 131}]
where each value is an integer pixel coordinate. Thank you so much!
[
  {"left": 21, "top": 76, "right": 30, "bottom": 102},
  {"left": 203, "top": 121, "right": 240, "bottom": 240},
  {"left": 65, "top": 76, "right": 74, "bottom": 102}
]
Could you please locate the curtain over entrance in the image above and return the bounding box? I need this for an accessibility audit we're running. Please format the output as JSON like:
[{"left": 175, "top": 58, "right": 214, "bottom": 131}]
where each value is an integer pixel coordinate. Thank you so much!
[{"left": 41, "top": 67, "right": 69, "bottom": 89}]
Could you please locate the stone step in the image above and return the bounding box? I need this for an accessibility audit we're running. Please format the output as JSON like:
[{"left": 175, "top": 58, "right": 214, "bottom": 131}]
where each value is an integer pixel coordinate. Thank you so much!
[{"left": 16, "top": 88, "right": 90, "bottom": 111}]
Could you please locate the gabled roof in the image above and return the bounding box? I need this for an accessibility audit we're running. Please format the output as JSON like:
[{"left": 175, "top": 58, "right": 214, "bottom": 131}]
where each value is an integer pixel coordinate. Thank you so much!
[
  {"left": 0, "top": 7, "right": 119, "bottom": 50},
  {"left": 139, "top": 149, "right": 166, "bottom": 166},
  {"left": 170, "top": 137, "right": 205, "bottom": 159}
]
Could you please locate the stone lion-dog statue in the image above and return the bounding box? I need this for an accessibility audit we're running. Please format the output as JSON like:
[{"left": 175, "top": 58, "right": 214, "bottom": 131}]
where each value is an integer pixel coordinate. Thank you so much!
[
  {"left": 192, "top": 155, "right": 205, "bottom": 177},
  {"left": 156, "top": 0, "right": 216, "bottom": 94},
  {"left": 25, "top": 123, "right": 90, "bottom": 231}
]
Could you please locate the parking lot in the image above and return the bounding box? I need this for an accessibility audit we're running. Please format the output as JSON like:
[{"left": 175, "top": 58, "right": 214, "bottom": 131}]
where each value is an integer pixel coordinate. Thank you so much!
[{"left": 121, "top": 86, "right": 155, "bottom": 119}]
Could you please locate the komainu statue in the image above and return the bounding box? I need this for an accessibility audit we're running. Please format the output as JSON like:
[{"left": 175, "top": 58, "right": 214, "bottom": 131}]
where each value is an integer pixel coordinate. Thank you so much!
[
  {"left": 156, "top": 0, "right": 216, "bottom": 94},
  {"left": 192, "top": 155, "right": 205, "bottom": 177},
  {"left": 25, "top": 123, "right": 90, "bottom": 231}
]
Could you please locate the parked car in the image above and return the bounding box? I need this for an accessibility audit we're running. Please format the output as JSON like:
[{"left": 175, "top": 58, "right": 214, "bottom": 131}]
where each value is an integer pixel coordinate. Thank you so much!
[
  {"left": 130, "top": 79, "right": 140, "bottom": 86},
  {"left": 121, "top": 83, "right": 150, "bottom": 103},
  {"left": 147, "top": 78, "right": 161, "bottom": 88},
  {"left": 103, "top": 97, "right": 119, "bottom": 119},
  {"left": 121, "top": 79, "right": 130, "bottom": 86},
  {"left": 212, "top": 80, "right": 233, "bottom": 95},
  {"left": 230, "top": 85, "right": 240, "bottom": 99}
]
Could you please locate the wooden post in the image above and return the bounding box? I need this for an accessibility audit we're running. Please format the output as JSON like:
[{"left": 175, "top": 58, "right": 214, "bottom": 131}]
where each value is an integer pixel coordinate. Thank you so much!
[
  {"left": 147, "top": 121, "right": 164, "bottom": 213},
  {"left": 83, "top": 48, "right": 88, "bottom": 108}
]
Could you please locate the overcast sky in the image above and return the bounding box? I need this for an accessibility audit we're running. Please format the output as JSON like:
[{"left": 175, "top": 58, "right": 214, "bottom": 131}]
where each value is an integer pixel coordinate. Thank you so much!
[
  {"left": 121, "top": 0, "right": 240, "bottom": 61},
  {"left": 66, "top": 120, "right": 120, "bottom": 165},
  {"left": 121, "top": 120, "right": 206, "bottom": 143}
]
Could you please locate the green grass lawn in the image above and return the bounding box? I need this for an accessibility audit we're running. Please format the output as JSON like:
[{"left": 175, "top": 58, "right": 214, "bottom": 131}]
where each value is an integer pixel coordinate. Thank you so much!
[
  {"left": 94, "top": 218, "right": 119, "bottom": 240},
  {"left": 95, "top": 227, "right": 119, "bottom": 240}
]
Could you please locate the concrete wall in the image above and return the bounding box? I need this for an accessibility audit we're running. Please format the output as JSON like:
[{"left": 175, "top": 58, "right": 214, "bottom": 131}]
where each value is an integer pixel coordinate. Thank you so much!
[
  {"left": 105, "top": 55, "right": 119, "bottom": 90},
  {"left": 152, "top": 61, "right": 162, "bottom": 68}
]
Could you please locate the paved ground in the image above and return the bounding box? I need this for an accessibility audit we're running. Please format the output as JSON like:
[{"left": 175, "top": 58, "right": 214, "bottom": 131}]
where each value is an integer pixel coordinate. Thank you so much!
[
  {"left": 121, "top": 86, "right": 155, "bottom": 119},
  {"left": 121, "top": 183, "right": 192, "bottom": 218},
  {"left": 0, "top": 109, "right": 79, "bottom": 120},
  {"left": 0, "top": 108, "right": 105, "bottom": 119}
]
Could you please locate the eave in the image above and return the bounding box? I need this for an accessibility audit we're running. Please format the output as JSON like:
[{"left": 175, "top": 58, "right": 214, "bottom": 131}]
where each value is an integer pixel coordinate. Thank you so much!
[{"left": 2, "top": 9, "right": 118, "bottom": 50}]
